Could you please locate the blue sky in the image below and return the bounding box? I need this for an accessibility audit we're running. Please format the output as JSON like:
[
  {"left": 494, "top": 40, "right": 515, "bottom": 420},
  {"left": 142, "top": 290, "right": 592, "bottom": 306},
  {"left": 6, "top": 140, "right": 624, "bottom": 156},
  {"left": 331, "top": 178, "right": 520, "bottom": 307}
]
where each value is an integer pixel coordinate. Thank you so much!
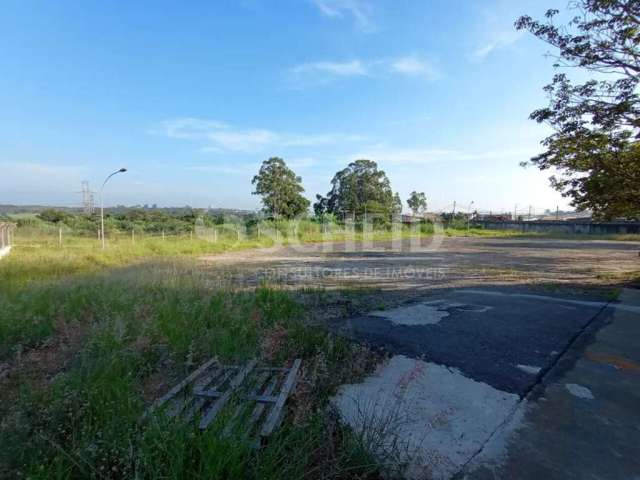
[{"left": 0, "top": 0, "right": 572, "bottom": 214}]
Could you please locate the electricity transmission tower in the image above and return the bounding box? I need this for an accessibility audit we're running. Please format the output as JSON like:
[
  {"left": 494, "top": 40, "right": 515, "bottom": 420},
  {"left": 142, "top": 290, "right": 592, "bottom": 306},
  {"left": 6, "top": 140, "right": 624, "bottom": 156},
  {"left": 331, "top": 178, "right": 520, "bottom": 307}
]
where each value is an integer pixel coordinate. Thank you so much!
[{"left": 79, "top": 181, "right": 95, "bottom": 214}]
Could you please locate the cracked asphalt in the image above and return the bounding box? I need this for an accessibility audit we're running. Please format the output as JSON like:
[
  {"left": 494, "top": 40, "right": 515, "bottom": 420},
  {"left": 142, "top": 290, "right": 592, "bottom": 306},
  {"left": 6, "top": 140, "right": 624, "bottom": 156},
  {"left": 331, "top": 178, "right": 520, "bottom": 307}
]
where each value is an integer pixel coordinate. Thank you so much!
[{"left": 200, "top": 236, "right": 640, "bottom": 479}]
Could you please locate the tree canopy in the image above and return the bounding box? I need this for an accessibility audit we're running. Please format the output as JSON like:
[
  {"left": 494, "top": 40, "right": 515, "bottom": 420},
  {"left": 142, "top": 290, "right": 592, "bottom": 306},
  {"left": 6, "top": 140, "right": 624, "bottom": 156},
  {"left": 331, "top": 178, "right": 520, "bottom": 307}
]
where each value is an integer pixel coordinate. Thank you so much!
[
  {"left": 407, "top": 191, "right": 427, "bottom": 215},
  {"left": 251, "top": 157, "right": 310, "bottom": 219},
  {"left": 516, "top": 0, "right": 640, "bottom": 220},
  {"left": 314, "top": 159, "right": 399, "bottom": 221}
]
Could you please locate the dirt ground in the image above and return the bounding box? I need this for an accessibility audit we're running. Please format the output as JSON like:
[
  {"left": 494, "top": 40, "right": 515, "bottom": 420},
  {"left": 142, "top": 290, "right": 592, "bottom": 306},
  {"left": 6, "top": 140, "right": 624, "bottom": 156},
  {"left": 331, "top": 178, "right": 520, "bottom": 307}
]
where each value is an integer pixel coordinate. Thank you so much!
[{"left": 200, "top": 236, "right": 640, "bottom": 311}]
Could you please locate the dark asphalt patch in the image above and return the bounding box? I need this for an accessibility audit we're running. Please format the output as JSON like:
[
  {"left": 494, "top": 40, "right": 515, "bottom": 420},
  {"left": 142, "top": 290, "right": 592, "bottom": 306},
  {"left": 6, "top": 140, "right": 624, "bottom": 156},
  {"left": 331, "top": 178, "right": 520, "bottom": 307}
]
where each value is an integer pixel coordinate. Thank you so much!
[{"left": 333, "top": 289, "right": 613, "bottom": 395}]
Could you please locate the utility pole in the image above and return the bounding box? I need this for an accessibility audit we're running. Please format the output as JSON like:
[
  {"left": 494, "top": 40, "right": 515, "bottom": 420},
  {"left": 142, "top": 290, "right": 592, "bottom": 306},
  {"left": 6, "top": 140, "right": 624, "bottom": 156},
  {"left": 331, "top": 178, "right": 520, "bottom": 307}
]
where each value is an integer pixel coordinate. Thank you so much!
[
  {"left": 100, "top": 168, "right": 127, "bottom": 249},
  {"left": 556, "top": 206, "right": 559, "bottom": 220},
  {"left": 514, "top": 204, "right": 518, "bottom": 221},
  {"left": 528, "top": 205, "right": 532, "bottom": 220},
  {"left": 452, "top": 201, "right": 456, "bottom": 216}
]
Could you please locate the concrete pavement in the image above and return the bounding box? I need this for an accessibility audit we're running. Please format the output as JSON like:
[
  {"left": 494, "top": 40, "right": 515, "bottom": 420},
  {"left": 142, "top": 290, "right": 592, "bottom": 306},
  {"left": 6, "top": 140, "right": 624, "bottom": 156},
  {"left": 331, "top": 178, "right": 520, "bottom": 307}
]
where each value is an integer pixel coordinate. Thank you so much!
[
  {"left": 463, "top": 288, "right": 640, "bottom": 479},
  {"left": 331, "top": 287, "right": 640, "bottom": 479}
]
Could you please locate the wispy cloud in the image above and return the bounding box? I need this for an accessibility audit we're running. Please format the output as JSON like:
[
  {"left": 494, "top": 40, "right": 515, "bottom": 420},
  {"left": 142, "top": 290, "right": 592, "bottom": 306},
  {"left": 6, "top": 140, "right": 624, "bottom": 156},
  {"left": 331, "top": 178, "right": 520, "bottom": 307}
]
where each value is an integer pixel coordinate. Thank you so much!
[
  {"left": 470, "top": 30, "right": 523, "bottom": 62},
  {"left": 186, "top": 163, "right": 261, "bottom": 176},
  {"left": 288, "top": 56, "right": 439, "bottom": 87},
  {"left": 184, "top": 157, "right": 317, "bottom": 177},
  {"left": 348, "top": 145, "right": 538, "bottom": 165},
  {"left": 312, "top": 0, "right": 375, "bottom": 32},
  {"left": 388, "top": 56, "right": 440, "bottom": 80},
  {"left": 154, "top": 118, "right": 366, "bottom": 153},
  {"left": 290, "top": 60, "right": 368, "bottom": 82}
]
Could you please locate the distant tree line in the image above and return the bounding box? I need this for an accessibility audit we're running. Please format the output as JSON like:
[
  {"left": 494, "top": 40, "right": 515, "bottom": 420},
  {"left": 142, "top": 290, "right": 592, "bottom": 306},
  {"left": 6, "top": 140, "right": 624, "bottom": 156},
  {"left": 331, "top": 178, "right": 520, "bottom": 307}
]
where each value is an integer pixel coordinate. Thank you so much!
[{"left": 22, "top": 208, "right": 251, "bottom": 234}]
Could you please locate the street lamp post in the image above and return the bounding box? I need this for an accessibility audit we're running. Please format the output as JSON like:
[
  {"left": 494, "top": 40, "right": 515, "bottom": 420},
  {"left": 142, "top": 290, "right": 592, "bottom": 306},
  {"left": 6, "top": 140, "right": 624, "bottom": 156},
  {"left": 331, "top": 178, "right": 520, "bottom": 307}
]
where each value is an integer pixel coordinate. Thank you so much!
[
  {"left": 467, "top": 201, "right": 474, "bottom": 231},
  {"left": 100, "top": 168, "right": 127, "bottom": 249}
]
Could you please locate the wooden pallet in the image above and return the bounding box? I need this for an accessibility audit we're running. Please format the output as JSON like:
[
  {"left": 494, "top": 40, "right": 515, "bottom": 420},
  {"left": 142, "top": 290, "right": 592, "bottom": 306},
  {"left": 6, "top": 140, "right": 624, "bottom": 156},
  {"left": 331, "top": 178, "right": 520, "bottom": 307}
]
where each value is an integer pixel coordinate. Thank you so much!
[{"left": 144, "top": 358, "right": 302, "bottom": 444}]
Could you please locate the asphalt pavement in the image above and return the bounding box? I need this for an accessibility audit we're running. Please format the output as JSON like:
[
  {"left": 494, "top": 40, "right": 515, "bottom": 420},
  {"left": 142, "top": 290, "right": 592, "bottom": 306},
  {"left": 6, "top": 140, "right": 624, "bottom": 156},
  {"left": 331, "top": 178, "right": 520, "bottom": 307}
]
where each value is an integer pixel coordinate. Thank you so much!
[{"left": 331, "top": 287, "right": 640, "bottom": 479}]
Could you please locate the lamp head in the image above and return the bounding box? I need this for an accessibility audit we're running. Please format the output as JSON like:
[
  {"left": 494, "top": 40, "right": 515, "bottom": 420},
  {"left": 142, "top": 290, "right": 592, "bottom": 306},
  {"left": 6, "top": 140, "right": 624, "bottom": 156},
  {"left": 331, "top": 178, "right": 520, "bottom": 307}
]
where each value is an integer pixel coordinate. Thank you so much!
[{"left": 119, "top": 168, "right": 127, "bottom": 172}]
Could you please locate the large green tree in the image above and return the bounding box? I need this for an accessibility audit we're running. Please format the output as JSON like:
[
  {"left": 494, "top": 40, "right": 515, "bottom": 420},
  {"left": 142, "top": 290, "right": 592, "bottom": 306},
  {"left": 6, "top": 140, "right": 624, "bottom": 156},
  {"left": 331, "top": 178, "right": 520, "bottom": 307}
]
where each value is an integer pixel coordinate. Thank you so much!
[
  {"left": 314, "top": 159, "right": 398, "bottom": 220},
  {"left": 252, "top": 157, "right": 310, "bottom": 219},
  {"left": 407, "top": 191, "right": 427, "bottom": 215},
  {"left": 517, "top": 0, "right": 640, "bottom": 220}
]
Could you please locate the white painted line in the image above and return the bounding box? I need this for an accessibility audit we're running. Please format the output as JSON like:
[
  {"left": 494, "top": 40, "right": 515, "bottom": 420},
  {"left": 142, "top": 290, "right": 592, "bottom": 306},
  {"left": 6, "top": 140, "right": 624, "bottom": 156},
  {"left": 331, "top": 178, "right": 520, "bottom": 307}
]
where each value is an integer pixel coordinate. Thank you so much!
[
  {"left": 371, "top": 303, "right": 450, "bottom": 326},
  {"left": 565, "top": 383, "right": 594, "bottom": 400},
  {"left": 455, "top": 289, "right": 640, "bottom": 314},
  {"left": 516, "top": 365, "right": 541, "bottom": 375},
  {"left": 371, "top": 300, "right": 493, "bottom": 327}
]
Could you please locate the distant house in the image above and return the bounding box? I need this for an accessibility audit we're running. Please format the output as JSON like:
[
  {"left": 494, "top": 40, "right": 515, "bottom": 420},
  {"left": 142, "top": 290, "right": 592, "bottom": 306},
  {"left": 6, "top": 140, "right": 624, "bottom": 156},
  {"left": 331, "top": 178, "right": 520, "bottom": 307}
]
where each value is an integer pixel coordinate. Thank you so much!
[
  {"left": 401, "top": 213, "right": 439, "bottom": 224},
  {"left": 475, "top": 213, "right": 511, "bottom": 222}
]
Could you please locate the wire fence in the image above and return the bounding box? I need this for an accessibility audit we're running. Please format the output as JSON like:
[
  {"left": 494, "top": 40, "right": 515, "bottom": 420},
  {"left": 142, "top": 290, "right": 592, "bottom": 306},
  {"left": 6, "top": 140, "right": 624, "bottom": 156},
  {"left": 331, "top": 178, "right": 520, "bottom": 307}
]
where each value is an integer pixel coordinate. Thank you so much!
[{"left": 12, "top": 219, "right": 433, "bottom": 248}]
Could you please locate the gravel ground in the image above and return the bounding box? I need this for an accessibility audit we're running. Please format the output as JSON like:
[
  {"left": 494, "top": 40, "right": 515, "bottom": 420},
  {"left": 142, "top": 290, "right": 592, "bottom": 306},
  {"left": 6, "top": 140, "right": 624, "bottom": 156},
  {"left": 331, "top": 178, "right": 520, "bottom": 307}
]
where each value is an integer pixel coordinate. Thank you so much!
[{"left": 199, "top": 236, "right": 640, "bottom": 310}]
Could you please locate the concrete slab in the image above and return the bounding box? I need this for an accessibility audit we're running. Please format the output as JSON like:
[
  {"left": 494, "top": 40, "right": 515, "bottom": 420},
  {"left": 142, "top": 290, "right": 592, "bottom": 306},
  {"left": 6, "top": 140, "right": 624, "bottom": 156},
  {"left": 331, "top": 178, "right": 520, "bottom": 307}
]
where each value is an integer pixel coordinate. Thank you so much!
[
  {"left": 332, "top": 355, "right": 520, "bottom": 480},
  {"left": 336, "top": 289, "right": 611, "bottom": 395}
]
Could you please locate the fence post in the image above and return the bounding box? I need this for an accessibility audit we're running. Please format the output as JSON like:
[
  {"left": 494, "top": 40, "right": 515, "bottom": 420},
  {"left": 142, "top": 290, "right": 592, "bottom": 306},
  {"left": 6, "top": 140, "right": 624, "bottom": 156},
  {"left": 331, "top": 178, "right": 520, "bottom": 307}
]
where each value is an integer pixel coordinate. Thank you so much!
[
  {"left": 59, "top": 228, "right": 62, "bottom": 247},
  {"left": 214, "top": 229, "right": 218, "bottom": 243},
  {"left": 162, "top": 230, "right": 165, "bottom": 241},
  {"left": 132, "top": 228, "right": 135, "bottom": 244}
]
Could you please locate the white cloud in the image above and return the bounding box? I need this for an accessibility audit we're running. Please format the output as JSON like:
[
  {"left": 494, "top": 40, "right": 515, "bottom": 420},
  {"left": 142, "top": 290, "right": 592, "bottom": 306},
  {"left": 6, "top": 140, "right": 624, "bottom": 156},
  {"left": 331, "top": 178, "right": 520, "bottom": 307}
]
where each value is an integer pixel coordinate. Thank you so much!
[
  {"left": 313, "top": 60, "right": 367, "bottom": 76},
  {"left": 287, "top": 157, "right": 318, "bottom": 169},
  {"left": 152, "top": 118, "right": 228, "bottom": 140},
  {"left": 184, "top": 157, "right": 317, "bottom": 179},
  {"left": 154, "top": 118, "right": 366, "bottom": 153},
  {"left": 312, "top": 0, "right": 375, "bottom": 32},
  {"left": 470, "top": 30, "right": 523, "bottom": 62},
  {"left": 289, "top": 56, "right": 440, "bottom": 87},
  {"left": 348, "top": 145, "right": 539, "bottom": 165},
  {"left": 202, "top": 129, "right": 278, "bottom": 153},
  {"left": 186, "top": 163, "right": 261, "bottom": 176},
  {"left": 389, "top": 56, "right": 440, "bottom": 80},
  {"left": 288, "top": 60, "right": 368, "bottom": 87}
]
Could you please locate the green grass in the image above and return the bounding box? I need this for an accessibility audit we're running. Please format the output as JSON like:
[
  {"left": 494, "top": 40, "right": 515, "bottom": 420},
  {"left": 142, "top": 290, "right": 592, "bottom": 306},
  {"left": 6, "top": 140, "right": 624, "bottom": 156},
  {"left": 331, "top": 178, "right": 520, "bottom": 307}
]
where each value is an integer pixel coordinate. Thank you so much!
[
  {"left": 2, "top": 229, "right": 277, "bottom": 288},
  {"left": 0, "top": 227, "right": 387, "bottom": 479},
  {"left": 0, "top": 259, "right": 382, "bottom": 478},
  {"left": 2, "top": 224, "right": 637, "bottom": 478}
]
